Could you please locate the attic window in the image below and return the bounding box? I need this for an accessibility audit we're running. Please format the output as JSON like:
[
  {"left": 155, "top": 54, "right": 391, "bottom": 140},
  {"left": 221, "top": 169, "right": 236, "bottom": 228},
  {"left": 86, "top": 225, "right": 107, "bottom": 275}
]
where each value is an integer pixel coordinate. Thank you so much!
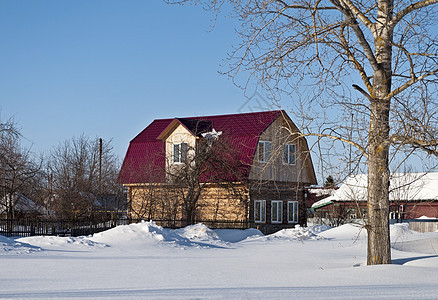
[
  {"left": 258, "top": 141, "right": 271, "bottom": 163},
  {"left": 283, "top": 144, "right": 296, "bottom": 165},
  {"left": 173, "top": 143, "right": 188, "bottom": 163}
]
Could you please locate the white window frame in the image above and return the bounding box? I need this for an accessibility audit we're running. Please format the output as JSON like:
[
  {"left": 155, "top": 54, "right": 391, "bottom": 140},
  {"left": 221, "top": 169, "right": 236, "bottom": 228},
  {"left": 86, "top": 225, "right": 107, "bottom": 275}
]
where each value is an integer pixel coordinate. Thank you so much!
[
  {"left": 271, "top": 201, "right": 283, "bottom": 224},
  {"left": 254, "top": 200, "right": 266, "bottom": 223},
  {"left": 258, "top": 141, "right": 271, "bottom": 163},
  {"left": 173, "top": 142, "right": 188, "bottom": 164},
  {"left": 347, "top": 208, "right": 357, "bottom": 220},
  {"left": 283, "top": 143, "right": 296, "bottom": 165},
  {"left": 287, "top": 201, "right": 299, "bottom": 223},
  {"left": 389, "top": 211, "right": 400, "bottom": 220}
]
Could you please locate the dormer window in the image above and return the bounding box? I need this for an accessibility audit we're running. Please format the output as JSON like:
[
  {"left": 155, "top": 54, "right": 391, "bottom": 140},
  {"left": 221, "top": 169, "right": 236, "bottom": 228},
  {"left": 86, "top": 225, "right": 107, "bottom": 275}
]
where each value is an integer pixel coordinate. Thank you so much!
[
  {"left": 173, "top": 143, "right": 188, "bottom": 163},
  {"left": 258, "top": 141, "right": 271, "bottom": 163}
]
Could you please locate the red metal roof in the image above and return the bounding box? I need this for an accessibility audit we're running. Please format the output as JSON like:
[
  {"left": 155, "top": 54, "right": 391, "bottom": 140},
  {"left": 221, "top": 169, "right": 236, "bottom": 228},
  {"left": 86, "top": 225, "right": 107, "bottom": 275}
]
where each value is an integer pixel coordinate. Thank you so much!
[{"left": 118, "top": 110, "right": 282, "bottom": 184}]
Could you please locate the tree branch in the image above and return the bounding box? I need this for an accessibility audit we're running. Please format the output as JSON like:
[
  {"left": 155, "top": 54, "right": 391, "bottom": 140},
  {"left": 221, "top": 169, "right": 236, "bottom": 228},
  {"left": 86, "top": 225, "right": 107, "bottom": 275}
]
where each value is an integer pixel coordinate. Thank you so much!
[
  {"left": 386, "top": 68, "right": 438, "bottom": 100},
  {"left": 391, "top": 134, "right": 438, "bottom": 156},
  {"left": 339, "top": 25, "right": 373, "bottom": 93},
  {"left": 338, "top": 0, "right": 374, "bottom": 30},
  {"left": 352, "top": 84, "right": 373, "bottom": 101},
  {"left": 391, "top": 0, "right": 438, "bottom": 29},
  {"left": 329, "top": 0, "right": 379, "bottom": 71},
  {"left": 298, "top": 132, "right": 368, "bottom": 157},
  {"left": 275, "top": 0, "right": 337, "bottom": 10}
]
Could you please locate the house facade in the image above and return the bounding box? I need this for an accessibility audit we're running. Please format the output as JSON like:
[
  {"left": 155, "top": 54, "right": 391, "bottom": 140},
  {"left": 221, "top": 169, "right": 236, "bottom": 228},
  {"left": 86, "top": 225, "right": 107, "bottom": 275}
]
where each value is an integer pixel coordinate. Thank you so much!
[
  {"left": 312, "top": 173, "right": 438, "bottom": 223},
  {"left": 118, "top": 110, "right": 317, "bottom": 233}
]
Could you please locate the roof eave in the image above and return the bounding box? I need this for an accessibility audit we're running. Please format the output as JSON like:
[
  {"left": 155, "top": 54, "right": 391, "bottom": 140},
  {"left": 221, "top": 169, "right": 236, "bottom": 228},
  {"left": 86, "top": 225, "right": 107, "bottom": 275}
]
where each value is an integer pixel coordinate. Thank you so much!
[{"left": 156, "top": 118, "right": 196, "bottom": 140}]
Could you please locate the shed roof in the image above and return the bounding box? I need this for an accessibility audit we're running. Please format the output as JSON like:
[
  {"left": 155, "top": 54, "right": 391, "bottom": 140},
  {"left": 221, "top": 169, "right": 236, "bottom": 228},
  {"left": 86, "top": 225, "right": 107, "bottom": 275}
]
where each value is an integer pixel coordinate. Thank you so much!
[
  {"left": 118, "top": 110, "right": 283, "bottom": 184},
  {"left": 312, "top": 172, "right": 438, "bottom": 208}
]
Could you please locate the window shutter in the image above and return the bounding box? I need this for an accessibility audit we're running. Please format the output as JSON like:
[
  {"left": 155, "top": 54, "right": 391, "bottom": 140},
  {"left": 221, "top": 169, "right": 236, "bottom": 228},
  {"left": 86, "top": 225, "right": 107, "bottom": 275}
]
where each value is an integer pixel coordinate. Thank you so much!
[
  {"left": 181, "top": 143, "right": 188, "bottom": 162},
  {"left": 284, "top": 145, "right": 288, "bottom": 163},
  {"left": 290, "top": 144, "right": 296, "bottom": 164}
]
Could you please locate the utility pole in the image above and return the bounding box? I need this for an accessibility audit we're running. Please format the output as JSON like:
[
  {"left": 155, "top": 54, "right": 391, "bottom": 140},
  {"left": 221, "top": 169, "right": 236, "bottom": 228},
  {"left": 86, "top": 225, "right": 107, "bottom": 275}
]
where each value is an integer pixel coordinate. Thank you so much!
[
  {"left": 99, "top": 138, "right": 102, "bottom": 194},
  {"left": 349, "top": 113, "right": 354, "bottom": 174},
  {"left": 98, "top": 138, "right": 106, "bottom": 214}
]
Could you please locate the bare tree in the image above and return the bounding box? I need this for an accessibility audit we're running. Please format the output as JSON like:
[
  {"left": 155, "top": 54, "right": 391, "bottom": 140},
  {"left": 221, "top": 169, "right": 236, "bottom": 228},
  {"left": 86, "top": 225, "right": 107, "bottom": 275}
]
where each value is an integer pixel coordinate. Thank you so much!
[
  {"left": 324, "top": 176, "right": 336, "bottom": 188},
  {"left": 127, "top": 163, "right": 169, "bottom": 221},
  {"left": 48, "top": 135, "right": 122, "bottom": 219},
  {"left": 168, "top": 0, "right": 438, "bottom": 265},
  {"left": 124, "top": 130, "right": 248, "bottom": 226},
  {"left": 0, "top": 119, "right": 41, "bottom": 221},
  {"left": 0, "top": 117, "right": 19, "bottom": 137},
  {"left": 166, "top": 131, "right": 247, "bottom": 226}
]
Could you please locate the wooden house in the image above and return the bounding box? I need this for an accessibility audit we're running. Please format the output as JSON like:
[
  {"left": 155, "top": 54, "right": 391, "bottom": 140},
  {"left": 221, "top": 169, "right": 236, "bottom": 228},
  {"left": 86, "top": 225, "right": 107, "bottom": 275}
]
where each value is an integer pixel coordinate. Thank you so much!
[
  {"left": 312, "top": 173, "right": 438, "bottom": 222},
  {"left": 118, "top": 110, "right": 317, "bottom": 233}
]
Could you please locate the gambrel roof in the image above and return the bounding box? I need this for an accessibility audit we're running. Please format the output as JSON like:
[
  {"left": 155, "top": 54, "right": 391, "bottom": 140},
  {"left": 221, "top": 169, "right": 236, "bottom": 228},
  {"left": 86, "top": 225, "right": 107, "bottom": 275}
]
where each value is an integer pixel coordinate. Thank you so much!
[{"left": 118, "top": 110, "right": 312, "bottom": 184}]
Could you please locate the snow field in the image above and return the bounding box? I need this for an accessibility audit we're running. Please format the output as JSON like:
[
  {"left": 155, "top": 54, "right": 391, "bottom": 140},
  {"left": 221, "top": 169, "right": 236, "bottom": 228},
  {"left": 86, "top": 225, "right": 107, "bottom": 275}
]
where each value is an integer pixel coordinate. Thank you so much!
[{"left": 0, "top": 221, "right": 437, "bottom": 299}]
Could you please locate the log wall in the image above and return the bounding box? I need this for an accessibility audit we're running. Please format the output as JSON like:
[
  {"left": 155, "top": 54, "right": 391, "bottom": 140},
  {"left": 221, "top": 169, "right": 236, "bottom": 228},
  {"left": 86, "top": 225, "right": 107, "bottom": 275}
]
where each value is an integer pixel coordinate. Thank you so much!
[{"left": 127, "top": 183, "right": 249, "bottom": 223}]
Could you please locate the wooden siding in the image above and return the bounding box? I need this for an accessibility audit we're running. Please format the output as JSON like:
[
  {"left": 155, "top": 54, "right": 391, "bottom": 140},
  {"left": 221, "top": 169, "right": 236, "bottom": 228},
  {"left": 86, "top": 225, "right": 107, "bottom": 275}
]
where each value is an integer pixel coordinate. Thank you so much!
[
  {"left": 249, "top": 115, "right": 316, "bottom": 185},
  {"left": 128, "top": 183, "right": 249, "bottom": 223},
  {"left": 197, "top": 184, "right": 249, "bottom": 221},
  {"left": 249, "top": 181, "right": 307, "bottom": 233},
  {"left": 409, "top": 221, "right": 438, "bottom": 233},
  {"left": 128, "top": 185, "right": 183, "bottom": 222},
  {"left": 128, "top": 181, "right": 309, "bottom": 234}
]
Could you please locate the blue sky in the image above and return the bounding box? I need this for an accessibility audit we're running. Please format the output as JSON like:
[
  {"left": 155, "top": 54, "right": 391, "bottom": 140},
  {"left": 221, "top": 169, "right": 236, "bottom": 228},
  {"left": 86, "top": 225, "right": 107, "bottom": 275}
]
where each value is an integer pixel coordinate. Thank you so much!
[
  {"left": 0, "top": 1, "right": 259, "bottom": 159},
  {"left": 2, "top": 1, "right": 434, "bottom": 182}
]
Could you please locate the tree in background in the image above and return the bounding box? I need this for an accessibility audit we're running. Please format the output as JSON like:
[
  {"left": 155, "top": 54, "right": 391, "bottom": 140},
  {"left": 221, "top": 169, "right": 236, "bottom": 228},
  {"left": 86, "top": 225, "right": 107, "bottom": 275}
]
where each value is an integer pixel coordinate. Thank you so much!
[
  {"left": 169, "top": 0, "right": 438, "bottom": 264},
  {"left": 48, "top": 135, "right": 123, "bottom": 220},
  {"left": 0, "top": 118, "right": 41, "bottom": 221},
  {"left": 324, "top": 176, "right": 336, "bottom": 189},
  {"left": 127, "top": 162, "right": 170, "bottom": 221}
]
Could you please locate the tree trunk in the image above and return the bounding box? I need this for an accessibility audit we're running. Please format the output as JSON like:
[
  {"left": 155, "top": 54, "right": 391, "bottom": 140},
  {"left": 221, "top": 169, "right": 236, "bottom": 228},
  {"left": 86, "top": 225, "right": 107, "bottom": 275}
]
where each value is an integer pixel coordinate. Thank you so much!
[
  {"left": 367, "top": 96, "right": 391, "bottom": 265},
  {"left": 183, "top": 188, "right": 197, "bottom": 226},
  {"left": 367, "top": 0, "right": 394, "bottom": 264}
]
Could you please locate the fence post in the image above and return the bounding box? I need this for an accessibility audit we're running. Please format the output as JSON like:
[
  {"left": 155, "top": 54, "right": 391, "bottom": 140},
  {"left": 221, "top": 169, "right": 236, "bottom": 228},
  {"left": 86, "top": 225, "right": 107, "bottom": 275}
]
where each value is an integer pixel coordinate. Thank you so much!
[{"left": 30, "top": 222, "right": 35, "bottom": 236}]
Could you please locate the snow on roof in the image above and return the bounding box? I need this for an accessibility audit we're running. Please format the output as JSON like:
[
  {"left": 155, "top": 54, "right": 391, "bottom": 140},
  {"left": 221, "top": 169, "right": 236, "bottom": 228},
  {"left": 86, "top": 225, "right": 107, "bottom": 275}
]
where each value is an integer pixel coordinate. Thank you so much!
[
  {"left": 312, "top": 172, "right": 438, "bottom": 208},
  {"left": 308, "top": 188, "right": 337, "bottom": 197}
]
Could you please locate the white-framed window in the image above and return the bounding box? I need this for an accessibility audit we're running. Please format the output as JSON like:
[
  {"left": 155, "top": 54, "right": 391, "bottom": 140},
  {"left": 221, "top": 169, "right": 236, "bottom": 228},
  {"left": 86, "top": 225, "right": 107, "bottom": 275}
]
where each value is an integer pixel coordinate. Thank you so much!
[
  {"left": 361, "top": 209, "right": 367, "bottom": 219},
  {"left": 258, "top": 141, "right": 271, "bottom": 163},
  {"left": 347, "top": 208, "right": 357, "bottom": 220},
  {"left": 271, "top": 201, "right": 283, "bottom": 223},
  {"left": 254, "top": 200, "right": 266, "bottom": 223},
  {"left": 173, "top": 142, "right": 188, "bottom": 163},
  {"left": 389, "top": 211, "right": 400, "bottom": 220},
  {"left": 287, "top": 201, "right": 298, "bottom": 223},
  {"left": 283, "top": 143, "right": 296, "bottom": 165}
]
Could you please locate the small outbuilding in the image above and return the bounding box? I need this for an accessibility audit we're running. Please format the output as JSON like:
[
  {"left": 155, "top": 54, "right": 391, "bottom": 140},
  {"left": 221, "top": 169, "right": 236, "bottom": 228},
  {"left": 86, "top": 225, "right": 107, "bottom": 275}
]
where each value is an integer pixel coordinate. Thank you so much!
[{"left": 312, "top": 172, "right": 438, "bottom": 222}]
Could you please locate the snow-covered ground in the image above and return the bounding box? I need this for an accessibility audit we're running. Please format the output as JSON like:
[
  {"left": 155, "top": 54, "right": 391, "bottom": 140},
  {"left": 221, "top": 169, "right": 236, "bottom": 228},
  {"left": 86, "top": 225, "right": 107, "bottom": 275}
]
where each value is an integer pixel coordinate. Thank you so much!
[{"left": 1, "top": 222, "right": 438, "bottom": 299}]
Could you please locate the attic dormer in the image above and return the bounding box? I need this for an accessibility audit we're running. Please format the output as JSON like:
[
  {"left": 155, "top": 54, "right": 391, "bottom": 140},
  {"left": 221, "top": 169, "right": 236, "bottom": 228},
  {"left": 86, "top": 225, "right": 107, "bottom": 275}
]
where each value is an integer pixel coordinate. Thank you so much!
[{"left": 157, "top": 118, "right": 197, "bottom": 172}]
